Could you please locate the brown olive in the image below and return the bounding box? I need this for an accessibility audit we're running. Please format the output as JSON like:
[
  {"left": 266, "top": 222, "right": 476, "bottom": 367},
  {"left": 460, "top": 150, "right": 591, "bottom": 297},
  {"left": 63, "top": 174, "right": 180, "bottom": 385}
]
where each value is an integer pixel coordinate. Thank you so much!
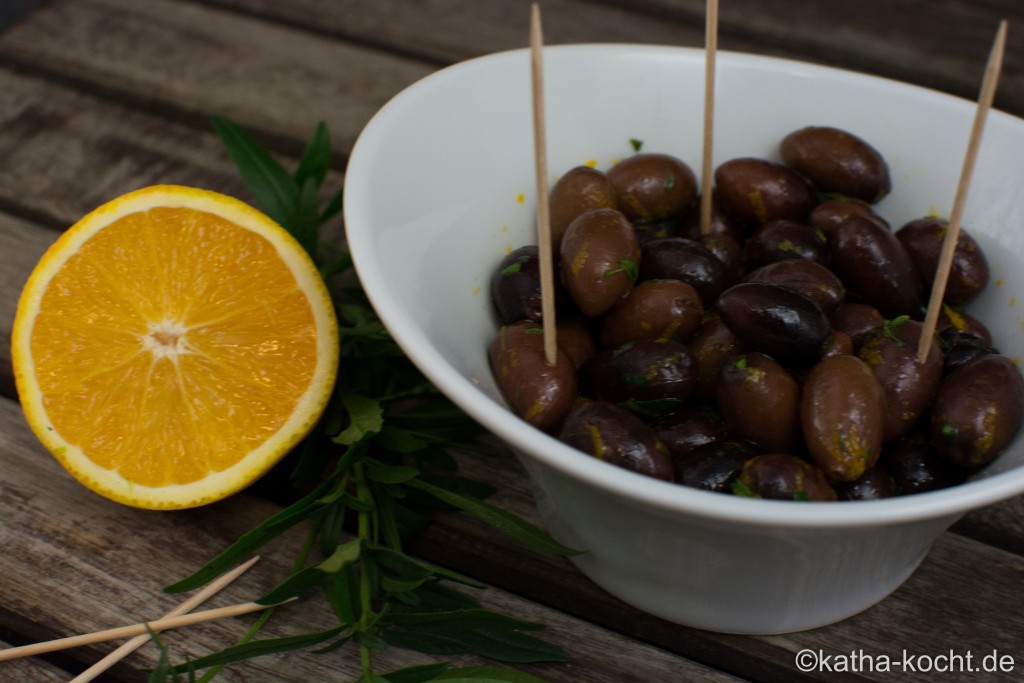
[
  {"left": 638, "top": 237, "right": 726, "bottom": 306},
  {"left": 930, "top": 354, "right": 1024, "bottom": 467},
  {"left": 556, "top": 316, "right": 597, "bottom": 369},
  {"left": 821, "top": 331, "right": 855, "bottom": 359},
  {"left": 744, "top": 219, "right": 827, "bottom": 270},
  {"left": 715, "top": 282, "right": 832, "bottom": 368},
  {"left": 491, "top": 246, "right": 544, "bottom": 324},
  {"left": 938, "top": 327, "right": 996, "bottom": 376},
  {"left": 655, "top": 407, "right": 727, "bottom": 461},
  {"left": 600, "top": 279, "right": 704, "bottom": 348},
  {"left": 882, "top": 435, "right": 969, "bottom": 495},
  {"left": 780, "top": 126, "right": 891, "bottom": 203},
  {"left": 801, "top": 354, "right": 886, "bottom": 481},
  {"left": 896, "top": 217, "right": 990, "bottom": 306},
  {"left": 833, "top": 465, "right": 897, "bottom": 500},
  {"left": 549, "top": 166, "right": 618, "bottom": 253},
  {"left": 559, "top": 208, "right": 640, "bottom": 317},
  {"left": 829, "top": 214, "right": 922, "bottom": 318},
  {"left": 716, "top": 352, "right": 800, "bottom": 452},
  {"left": 829, "top": 302, "right": 885, "bottom": 352},
  {"left": 673, "top": 439, "right": 759, "bottom": 493},
  {"left": 689, "top": 311, "right": 741, "bottom": 403},
  {"left": 582, "top": 339, "right": 697, "bottom": 405},
  {"left": 558, "top": 400, "right": 673, "bottom": 480},
  {"left": 858, "top": 318, "right": 943, "bottom": 441},
  {"left": 695, "top": 233, "right": 745, "bottom": 289},
  {"left": 808, "top": 197, "right": 888, "bottom": 241},
  {"left": 714, "top": 157, "right": 818, "bottom": 227},
  {"left": 734, "top": 454, "right": 837, "bottom": 501},
  {"left": 937, "top": 305, "right": 992, "bottom": 347},
  {"left": 606, "top": 153, "right": 698, "bottom": 223},
  {"left": 743, "top": 259, "right": 845, "bottom": 315},
  {"left": 488, "top": 321, "right": 577, "bottom": 432}
]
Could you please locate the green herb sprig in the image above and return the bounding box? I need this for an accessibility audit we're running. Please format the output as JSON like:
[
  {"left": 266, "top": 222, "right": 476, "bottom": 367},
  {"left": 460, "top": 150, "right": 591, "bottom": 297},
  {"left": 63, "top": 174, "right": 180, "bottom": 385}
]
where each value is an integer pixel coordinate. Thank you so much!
[{"left": 157, "top": 117, "right": 578, "bottom": 683}]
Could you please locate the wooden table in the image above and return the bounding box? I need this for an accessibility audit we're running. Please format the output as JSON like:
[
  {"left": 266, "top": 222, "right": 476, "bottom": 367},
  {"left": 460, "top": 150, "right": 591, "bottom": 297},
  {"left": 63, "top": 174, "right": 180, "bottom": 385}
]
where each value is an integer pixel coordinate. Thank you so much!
[{"left": 1, "top": 1, "right": 1023, "bottom": 681}]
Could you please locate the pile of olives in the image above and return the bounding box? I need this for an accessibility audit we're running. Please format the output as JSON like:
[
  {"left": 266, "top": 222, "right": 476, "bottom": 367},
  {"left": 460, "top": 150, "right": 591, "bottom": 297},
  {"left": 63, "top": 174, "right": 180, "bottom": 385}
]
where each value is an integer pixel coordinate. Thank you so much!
[{"left": 488, "top": 126, "right": 1024, "bottom": 502}]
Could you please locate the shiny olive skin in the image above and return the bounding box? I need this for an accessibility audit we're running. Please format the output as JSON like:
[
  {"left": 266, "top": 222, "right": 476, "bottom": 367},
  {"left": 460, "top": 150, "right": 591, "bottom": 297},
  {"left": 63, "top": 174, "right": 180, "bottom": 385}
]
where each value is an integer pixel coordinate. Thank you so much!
[
  {"left": 938, "top": 327, "right": 996, "bottom": 376},
  {"left": 744, "top": 219, "right": 828, "bottom": 270},
  {"left": 882, "top": 436, "right": 968, "bottom": 494},
  {"left": 716, "top": 352, "right": 800, "bottom": 452},
  {"left": 858, "top": 319, "right": 943, "bottom": 441},
  {"left": 606, "top": 153, "right": 698, "bottom": 223},
  {"left": 735, "top": 454, "right": 837, "bottom": 501},
  {"left": 715, "top": 282, "right": 832, "bottom": 368},
  {"left": 743, "top": 259, "right": 845, "bottom": 315},
  {"left": 821, "top": 331, "right": 855, "bottom": 359},
  {"left": 582, "top": 339, "right": 697, "bottom": 404},
  {"left": 829, "top": 214, "right": 922, "bottom": 318},
  {"left": 780, "top": 126, "right": 892, "bottom": 203},
  {"left": 556, "top": 316, "right": 597, "bottom": 370},
  {"left": 695, "top": 233, "right": 745, "bottom": 289},
  {"left": 638, "top": 237, "right": 726, "bottom": 307},
  {"left": 491, "top": 245, "right": 544, "bottom": 324},
  {"left": 559, "top": 208, "right": 641, "bottom": 317},
  {"left": 937, "top": 307, "right": 992, "bottom": 346},
  {"left": 655, "top": 407, "right": 727, "bottom": 460},
  {"left": 801, "top": 354, "right": 886, "bottom": 481},
  {"left": 930, "top": 354, "right": 1024, "bottom": 467},
  {"left": 558, "top": 400, "right": 673, "bottom": 480},
  {"left": 714, "top": 157, "right": 818, "bottom": 227},
  {"left": 829, "top": 302, "right": 885, "bottom": 352},
  {"left": 549, "top": 166, "right": 618, "bottom": 253},
  {"left": 833, "top": 465, "right": 897, "bottom": 500},
  {"left": 896, "top": 217, "right": 990, "bottom": 306},
  {"left": 488, "top": 321, "right": 577, "bottom": 432},
  {"left": 673, "top": 439, "right": 759, "bottom": 492},
  {"left": 808, "top": 197, "right": 888, "bottom": 240},
  {"left": 689, "top": 312, "right": 741, "bottom": 403},
  {"left": 600, "top": 279, "right": 704, "bottom": 349}
]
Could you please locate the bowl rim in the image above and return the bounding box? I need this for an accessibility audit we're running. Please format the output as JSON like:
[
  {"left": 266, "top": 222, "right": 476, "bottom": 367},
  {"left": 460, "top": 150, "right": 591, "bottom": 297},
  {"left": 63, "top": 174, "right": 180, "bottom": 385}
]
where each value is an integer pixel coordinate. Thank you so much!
[{"left": 344, "top": 43, "right": 1024, "bottom": 529}]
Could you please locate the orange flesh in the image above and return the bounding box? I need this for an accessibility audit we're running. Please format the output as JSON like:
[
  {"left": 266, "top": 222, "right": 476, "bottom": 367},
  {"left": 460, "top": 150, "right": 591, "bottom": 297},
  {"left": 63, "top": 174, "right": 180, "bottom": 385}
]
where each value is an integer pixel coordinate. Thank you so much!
[{"left": 29, "top": 207, "right": 318, "bottom": 487}]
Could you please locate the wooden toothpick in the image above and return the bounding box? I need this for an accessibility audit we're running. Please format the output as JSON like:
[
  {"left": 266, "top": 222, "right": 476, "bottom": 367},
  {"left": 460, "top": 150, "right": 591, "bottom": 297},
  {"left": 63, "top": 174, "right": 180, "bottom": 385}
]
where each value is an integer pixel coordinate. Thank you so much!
[
  {"left": 69, "top": 556, "right": 262, "bottom": 683},
  {"left": 531, "top": 2, "right": 558, "bottom": 366},
  {"left": 699, "top": 0, "right": 720, "bottom": 236},
  {"left": 917, "top": 19, "right": 1008, "bottom": 363},
  {"left": 0, "top": 596, "right": 293, "bottom": 663}
]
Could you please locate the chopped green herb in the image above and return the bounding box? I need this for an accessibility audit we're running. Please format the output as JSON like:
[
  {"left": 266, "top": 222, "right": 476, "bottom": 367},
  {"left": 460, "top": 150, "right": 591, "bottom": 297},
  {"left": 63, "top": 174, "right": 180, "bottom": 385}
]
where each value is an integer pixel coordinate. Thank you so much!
[
  {"left": 732, "top": 479, "right": 760, "bottom": 498},
  {"left": 629, "top": 138, "right": 644, "bottom": 152},
  {"left": 663, "top": 171, "right": 675, "bottom": 192},
  {"left": 941, "top": 423, "right": 958, "bottom": 441},
  {"left": 604, "top": 259, "right": 638, "bottom": 282},
  {"left": 792, "top": 490, "right": 810, "bottom": 502}
]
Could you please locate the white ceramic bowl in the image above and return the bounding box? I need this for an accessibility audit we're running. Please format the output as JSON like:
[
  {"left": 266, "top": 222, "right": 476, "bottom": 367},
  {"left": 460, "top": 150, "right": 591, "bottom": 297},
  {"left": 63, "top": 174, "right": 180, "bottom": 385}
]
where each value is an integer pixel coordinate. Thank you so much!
[{"left": 344, "top": 45, "right": 1024, "bottom": 634}]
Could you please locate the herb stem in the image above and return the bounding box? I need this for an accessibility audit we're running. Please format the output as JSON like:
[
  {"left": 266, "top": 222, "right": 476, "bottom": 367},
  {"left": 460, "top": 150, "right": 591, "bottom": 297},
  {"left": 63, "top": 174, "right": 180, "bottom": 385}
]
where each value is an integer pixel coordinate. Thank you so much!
[{"left": 355, "top": 461, "right": 376, "bottom": 678}]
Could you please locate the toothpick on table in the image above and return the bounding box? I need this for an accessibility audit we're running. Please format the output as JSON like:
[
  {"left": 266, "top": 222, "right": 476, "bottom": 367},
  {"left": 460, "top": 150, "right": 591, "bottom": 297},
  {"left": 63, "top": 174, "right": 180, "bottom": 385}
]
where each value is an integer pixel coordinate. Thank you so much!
[
  {"left": 69, "top": 556, "right": 262, "bottom": 683},
  {"left": 0, "top": 595, "right": 293, "bottom": 663},
  {"left": 531, "top": 2, "right": 558, "bottom": 366},
  {"left": 917, "top": 19, "right": 1008, "bottom": 363},
  {"left": 699, "top": 0, "right": 719, "bottom": 236}
]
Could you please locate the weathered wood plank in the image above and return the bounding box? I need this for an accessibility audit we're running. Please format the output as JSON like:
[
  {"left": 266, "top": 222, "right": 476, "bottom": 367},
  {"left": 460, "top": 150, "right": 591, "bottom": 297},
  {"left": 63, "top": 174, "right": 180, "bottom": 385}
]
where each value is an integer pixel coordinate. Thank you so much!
[
  {"left": 0, "top": 394, "right": 741, "bottom": 682},
  {"left": 185, "top": 0, "right": 1024, "bottom": 117},
  {"left": 0, "top": 0, "right": 434, "bottom": 155}
]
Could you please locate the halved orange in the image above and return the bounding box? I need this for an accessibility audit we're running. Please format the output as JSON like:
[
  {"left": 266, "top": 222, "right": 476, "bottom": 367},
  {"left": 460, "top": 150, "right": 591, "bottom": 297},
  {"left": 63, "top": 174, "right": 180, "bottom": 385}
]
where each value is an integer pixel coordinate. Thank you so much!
[{"left": 11, "top": 185, "right": 339, "bottom": 510}]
